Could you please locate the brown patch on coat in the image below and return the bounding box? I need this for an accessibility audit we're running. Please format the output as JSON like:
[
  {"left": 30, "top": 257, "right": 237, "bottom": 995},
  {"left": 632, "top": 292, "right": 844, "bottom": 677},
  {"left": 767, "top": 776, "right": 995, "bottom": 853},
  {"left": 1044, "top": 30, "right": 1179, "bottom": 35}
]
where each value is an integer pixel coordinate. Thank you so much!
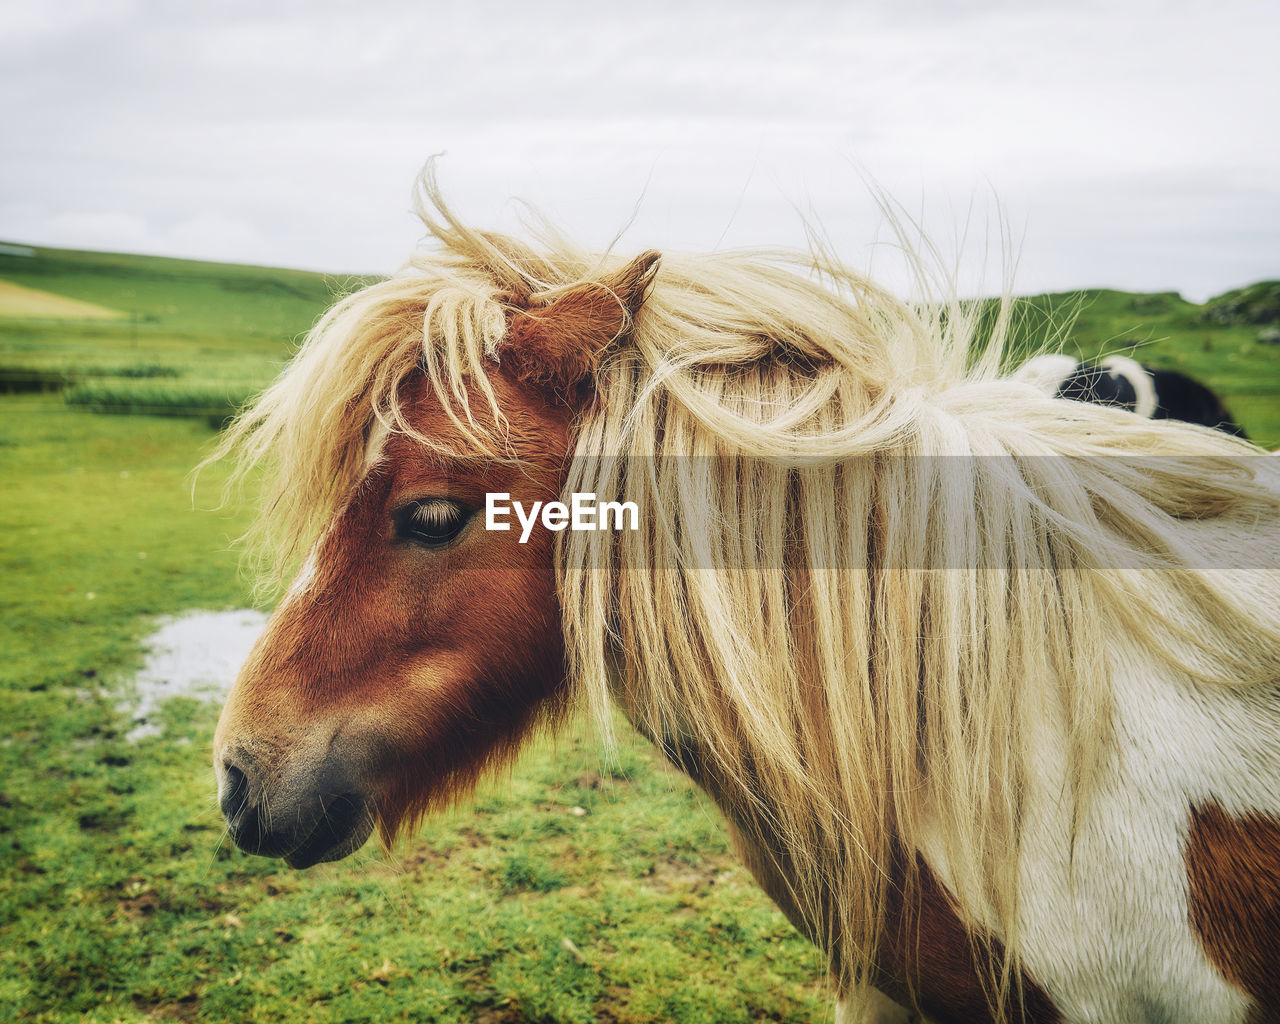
[
  {"left": 876, "top": 849, "right": 1063, "bottom": 1024},
  {"left": 1186, "top": 801, "right": 1280, "bottom": 1023},
  {"left": 727, "top": 822, "right": 1061, "bottom": 1024}
]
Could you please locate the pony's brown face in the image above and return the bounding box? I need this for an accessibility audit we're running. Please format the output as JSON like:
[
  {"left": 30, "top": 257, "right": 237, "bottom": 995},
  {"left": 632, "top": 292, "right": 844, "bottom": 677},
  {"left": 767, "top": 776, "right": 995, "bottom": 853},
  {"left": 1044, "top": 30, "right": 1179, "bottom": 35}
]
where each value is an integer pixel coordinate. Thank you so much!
[
  {"left": 212, "top": 250, "right": 660, "bottom": 868},
  {"left": 213, "top": 373, "right": 574, "bottom": 866}
]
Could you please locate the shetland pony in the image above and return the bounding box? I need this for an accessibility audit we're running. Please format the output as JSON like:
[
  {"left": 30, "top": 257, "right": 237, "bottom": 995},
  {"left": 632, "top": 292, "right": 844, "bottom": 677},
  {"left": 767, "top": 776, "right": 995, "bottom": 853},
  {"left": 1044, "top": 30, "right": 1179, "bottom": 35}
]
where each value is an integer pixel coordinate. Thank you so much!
[
  {"left": 1014, "top": 353, "right": 1249, "bottom": 437},
  {"left": 212, "top": 176, "right": 1280, "bottom": 1024}
]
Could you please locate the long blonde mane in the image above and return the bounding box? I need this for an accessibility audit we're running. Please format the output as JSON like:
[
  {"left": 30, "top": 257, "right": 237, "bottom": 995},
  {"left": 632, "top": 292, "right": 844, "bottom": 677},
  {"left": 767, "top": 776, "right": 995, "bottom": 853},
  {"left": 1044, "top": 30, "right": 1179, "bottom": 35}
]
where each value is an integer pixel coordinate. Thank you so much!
[{"left": 214, "top": 172, "right": 1280, "bottom": 1017}]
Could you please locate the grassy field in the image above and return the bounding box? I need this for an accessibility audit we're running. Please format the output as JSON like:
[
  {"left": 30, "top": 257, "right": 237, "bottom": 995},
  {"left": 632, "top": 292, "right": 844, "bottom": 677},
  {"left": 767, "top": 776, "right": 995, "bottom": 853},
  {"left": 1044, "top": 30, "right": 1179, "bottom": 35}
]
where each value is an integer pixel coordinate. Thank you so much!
[
  {"left": 1, "top": 241, "right": 1277, "bottom": 1023},
  {"left": 0, "top": 391, "right": 829, "bottom": 1023},
  {"left": 0, "top": 244, "right": 376, "bottom": 423}
]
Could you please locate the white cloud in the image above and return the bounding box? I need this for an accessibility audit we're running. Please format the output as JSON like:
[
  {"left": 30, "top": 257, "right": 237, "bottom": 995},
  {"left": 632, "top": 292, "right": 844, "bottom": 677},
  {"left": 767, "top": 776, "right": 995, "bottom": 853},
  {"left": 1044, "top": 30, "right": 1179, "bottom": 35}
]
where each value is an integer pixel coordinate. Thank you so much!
[{"left": 0, "top": 0, "right": 1276, "bottom": 299}]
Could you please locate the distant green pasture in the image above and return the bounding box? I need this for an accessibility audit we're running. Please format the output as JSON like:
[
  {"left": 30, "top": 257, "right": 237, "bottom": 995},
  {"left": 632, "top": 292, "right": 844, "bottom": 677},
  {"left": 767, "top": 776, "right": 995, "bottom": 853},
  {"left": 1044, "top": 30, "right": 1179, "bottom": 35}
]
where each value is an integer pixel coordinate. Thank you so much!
[
  {"left": 996, "top": 285, "right": 1280, "bottom": 446},
  {"left": 0, "top": 244, "right": 377, "bottom": 424},
  {"left": 1, "top": 242, "right": 1275, "bottom": 445}
]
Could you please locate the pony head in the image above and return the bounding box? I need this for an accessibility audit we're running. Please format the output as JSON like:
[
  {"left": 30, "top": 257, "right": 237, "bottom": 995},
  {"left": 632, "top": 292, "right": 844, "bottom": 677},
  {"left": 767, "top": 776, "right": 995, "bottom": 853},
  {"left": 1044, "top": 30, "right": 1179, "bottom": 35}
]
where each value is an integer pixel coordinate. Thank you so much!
[{"left": 212, "top": 219, "right": 660, "bottom": 866}]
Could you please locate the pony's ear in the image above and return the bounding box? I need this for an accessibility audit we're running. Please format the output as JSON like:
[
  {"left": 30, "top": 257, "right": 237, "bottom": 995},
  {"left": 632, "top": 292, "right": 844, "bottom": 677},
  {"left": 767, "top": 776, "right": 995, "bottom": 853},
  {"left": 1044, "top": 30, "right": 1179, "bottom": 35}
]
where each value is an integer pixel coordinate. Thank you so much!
[{"left": 502, "top": 250, "right": 661, "bottom": 399}]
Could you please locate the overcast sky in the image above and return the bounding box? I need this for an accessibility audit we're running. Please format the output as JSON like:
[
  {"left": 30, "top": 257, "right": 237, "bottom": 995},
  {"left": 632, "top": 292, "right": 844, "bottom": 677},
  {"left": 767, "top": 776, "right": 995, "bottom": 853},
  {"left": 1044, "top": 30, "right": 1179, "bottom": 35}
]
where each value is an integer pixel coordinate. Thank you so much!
[{"left": 2, "top": 0, "right": 1276, "bottom": 301}]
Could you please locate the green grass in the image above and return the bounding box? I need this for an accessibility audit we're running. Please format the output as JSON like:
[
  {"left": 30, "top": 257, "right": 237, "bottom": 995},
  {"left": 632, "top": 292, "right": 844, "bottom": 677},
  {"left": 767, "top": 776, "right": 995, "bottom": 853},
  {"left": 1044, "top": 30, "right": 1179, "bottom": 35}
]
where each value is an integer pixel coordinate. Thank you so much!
[
  {"left": 0, "top": 243, "right": 369, "bottom": 342},
  {"left": 0, "top": 243, "right": 378, "bottom": 412},
  {"left": 1, "top": 243, "right": 1277, "bottom": 1022},
  {"left": 62, "top": 379, "right": 262, "bottom": 428},
  {"left": 0, "top": 394, "right": 828, "bottom": 1023}
]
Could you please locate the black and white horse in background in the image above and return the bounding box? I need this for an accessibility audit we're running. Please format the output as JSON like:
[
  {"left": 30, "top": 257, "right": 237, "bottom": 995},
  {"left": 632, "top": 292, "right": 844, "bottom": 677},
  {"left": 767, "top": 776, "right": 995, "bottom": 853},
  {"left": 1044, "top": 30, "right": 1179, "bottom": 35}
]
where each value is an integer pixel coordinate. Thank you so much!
[{"left": 1014, "top": 354, "right": 1248, "bottom": 438}]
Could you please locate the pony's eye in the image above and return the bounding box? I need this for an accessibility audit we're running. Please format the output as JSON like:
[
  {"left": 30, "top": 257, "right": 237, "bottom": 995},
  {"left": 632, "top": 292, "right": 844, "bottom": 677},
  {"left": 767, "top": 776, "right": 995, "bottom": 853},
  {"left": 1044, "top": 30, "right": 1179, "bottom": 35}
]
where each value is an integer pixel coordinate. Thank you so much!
[{"left": 393, "top": 499, "right": 470, "bottom": 548}]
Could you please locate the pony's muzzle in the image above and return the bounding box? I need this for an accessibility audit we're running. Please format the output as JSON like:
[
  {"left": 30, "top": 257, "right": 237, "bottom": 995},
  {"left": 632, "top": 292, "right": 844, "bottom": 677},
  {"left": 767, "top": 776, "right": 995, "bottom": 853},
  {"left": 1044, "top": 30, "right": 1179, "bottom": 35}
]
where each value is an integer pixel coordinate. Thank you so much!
[{"left": 216, "top": 748, "right": 375, "bottom": 869}]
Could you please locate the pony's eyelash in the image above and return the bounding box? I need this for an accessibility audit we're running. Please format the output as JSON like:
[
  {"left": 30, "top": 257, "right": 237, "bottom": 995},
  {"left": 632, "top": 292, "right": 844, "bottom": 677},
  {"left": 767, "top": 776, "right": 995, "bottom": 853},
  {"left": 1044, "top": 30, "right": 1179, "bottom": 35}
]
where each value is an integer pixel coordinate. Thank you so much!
[
  {"left": 394, "top": 499, "right": 471, "bottom": 548},
  {"left": 411, "top": 501, "right": 460, "bottom": 527}
]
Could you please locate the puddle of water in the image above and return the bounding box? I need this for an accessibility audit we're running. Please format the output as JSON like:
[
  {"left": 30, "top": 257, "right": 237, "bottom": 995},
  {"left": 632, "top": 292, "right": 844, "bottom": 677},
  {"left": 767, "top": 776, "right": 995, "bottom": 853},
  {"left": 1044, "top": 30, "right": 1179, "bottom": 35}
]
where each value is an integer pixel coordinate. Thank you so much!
[{"left": 122, "top": 609, "right": 268, "bottom": 742}]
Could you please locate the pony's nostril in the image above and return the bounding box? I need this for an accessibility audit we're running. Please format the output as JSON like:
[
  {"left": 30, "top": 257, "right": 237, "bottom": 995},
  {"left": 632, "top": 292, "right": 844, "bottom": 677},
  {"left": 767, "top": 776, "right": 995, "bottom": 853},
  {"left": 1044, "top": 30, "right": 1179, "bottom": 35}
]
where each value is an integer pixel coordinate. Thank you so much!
[
  {"left": 220, "top": 760, "right": 251, "bottom": 823},
  {"left": 219, "top": 759, "right": 267, "bottom": 853}
]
